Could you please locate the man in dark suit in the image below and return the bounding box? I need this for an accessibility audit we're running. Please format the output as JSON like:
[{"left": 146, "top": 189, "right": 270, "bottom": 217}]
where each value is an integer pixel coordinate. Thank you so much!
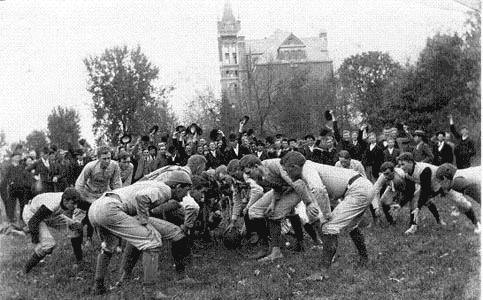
[
  {"left": 383, "top": 137, "right": 400, "bottom": 165},
  {"left": 412, "top": 130, "right": 434, "bottom": 164},
  {"left": 362, "top": 132, "right": 384, "bottom": 183},
  {"left": 72, "top": 149, "right": 90, "bottom": 183},
  {"left": 27, "top": 147, "right": 56, "bottom": 193},
  {"left": 206, "top": 141, "right": 225, "bottom": 169},
  {"left": 432, "top": 131, "right": 454, "bottom": 166},
  {"left": 254, "top": 141, "right": 269, "bottom": 161},
  {"left": 300, "top": 134, "right": 316, "bottom": 160},
  {"left": 331, "top": 110, "right": 353, "bottom": 154},
  {"left": 449, "top": 115, "right": 476, "bottom": 169},
  {"left": 349, "top": 129, "right": 366, "bottom": 162},
  {"left": 320, "top": 136, "right": 339, "bottom": 166},
  {"left": 223, "top": 133, "right": 251, "bottom": 164}
]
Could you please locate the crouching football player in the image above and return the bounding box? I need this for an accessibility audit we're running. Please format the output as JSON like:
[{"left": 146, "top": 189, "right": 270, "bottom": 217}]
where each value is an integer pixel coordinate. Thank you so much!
[
  {"left": 435, "top": 163, "right": 481, "bottom": 233},
  {"left": 280, "top": 152, "right": 374, "bottom": 281},
  {"left": 88, "top": 171, "right": 193, "bottom": 299},
  {"left": 397, "top": 153, "right": 447, "bottom": 235},
  {"left": 22, "top": 187, "right": 86, "bottom": 274},
  {"left": 372, "top": 162, "right": 416, "bottom": 226}
]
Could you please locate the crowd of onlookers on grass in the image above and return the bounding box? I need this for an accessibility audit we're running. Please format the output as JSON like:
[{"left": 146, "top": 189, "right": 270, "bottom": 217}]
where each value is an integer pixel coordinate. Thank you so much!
[{"left": 0, "top": 112, "right": 476, "bottom": 232}]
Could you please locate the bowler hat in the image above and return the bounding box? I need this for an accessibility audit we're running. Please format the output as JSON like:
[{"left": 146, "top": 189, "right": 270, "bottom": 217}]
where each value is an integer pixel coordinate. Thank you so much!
[
  {"left": 120, "top": 133, "right": 132, "bottom": 144},
  {"left": 414, "top": 130, "right": 425, "bottom": 137},
  {"left": 150, "top": 125, "right": 159, "bottom": 135}
]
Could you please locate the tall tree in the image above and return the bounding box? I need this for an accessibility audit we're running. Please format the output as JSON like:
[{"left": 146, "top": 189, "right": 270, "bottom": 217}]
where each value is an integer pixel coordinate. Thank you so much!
[
  {"left": 239, "top": 56, "right": 280, "bottom": 136},
  {"left": 47, "top": 106, "right": 81, "bottom": 149},
  {"left": 25, "top": 130, "right": 49, "bottom": 152},
  {"left": 219, "top": 91, "right": 237, "bottom": 134},
  {"left": 0, "top": 130, "right": 6, "bottom": 149},
  {"left": 337, "top": 51, "right": 401, "bottom": 131},
  {"left": 84, "top": 45, "right": 175, "bottom": 145},
  {"left": 184, "top": 87, "right": 221, "bottom": 133}
]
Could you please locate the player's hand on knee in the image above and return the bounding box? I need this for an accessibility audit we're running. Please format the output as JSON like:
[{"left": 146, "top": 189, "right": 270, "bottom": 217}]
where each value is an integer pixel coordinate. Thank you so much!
[
  {"left": 389, "top": 204, "right": 401, "bottom": 218},
  {"left": 411, "top": 208, "right": 419, "bottom": 222},
  {"left": 224, "top": 221, "right": 235, "bottom": 234},
  {"left": 306, "top": 202, "right": 319, "bottom": 220},
  {"left": 264, "top": 203, "right": 275, "bottom": 217},
  {"left": 68, "top": 221, "right": 83, "bottom": 232},
  {"left": 374, "top": 207, "right": 382, "bottom": 217}
]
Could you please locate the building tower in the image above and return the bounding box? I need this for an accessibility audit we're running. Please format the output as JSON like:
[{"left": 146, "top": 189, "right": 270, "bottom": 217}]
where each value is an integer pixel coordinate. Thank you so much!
[{"left": 217, "top": 0, "right": 243, "bottom": 103}]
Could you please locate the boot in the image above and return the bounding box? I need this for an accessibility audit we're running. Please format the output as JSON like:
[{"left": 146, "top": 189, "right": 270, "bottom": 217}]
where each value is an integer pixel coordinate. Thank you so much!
[
  {"left": 464, "top": 209, "right": 479, "bottom": 226},
  {"left": 320, "top": 234, "right": 338, "bottom": 269},
  {"left": 304, "top": 222, "right": 319, "bottom": 245},
  {"left": 172, "top": 238, "right": 192, "bottom": 277},
  {"left": 349, "top": 227, "right": 368, "bottom": 268},
  {"left": 258, "top": 220, "right": 283, "bottom": 262},
  {"left": 288, "top": 216, "right": 304, "bottom": 252},
  {"left": 244, "top": 214, "right": 259, "bottom": 244},
  {"left": 426, "top": 202, "right": 442, "bottom": 225},
  {"left": 117, "top": 243, "right": 141, "bottom": 286},
  {"left": 247, "top": 218, "right": 269, "bottom": 259},
  {"left": 70, "top": 237, "right": 83, "bottom": 263},
  {"left": 143, "top": 250, "right": 173, "bottom": 299},
  {"left": 24, "top": 252, "right": 44, "bottom": 274},
  {"left": 92, "top": 251, "right": 112, "bottom": 295}
]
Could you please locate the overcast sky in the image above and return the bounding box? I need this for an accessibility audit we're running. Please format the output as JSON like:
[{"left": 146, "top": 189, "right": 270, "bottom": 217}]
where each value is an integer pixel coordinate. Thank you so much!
[{"left": 0, "top": 0, "right": 472, "bottom": 145}]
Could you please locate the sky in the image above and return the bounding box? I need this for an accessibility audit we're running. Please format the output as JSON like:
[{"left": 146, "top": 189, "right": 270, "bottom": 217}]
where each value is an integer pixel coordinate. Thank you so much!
[{"left": 0, "top": 0, "right": 474, "bottom": 145}]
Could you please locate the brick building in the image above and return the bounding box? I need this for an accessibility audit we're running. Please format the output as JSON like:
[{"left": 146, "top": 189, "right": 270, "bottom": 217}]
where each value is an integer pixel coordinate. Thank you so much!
[{"left": 217, "top": 1, "right": 334, "bottom": 104}]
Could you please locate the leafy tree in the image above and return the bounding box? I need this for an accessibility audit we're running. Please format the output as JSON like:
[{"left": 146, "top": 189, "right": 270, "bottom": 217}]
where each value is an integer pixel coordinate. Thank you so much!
[
  {"left": 219, "top": 91, "right": 237, "bottom": 134},
  {"left": 47, "top": 106, "right": 81, "bottom": 149},
  {"left": 239, "top": 56, "right": 280, "bottom": 136},
  {"left": 184, "top": 87, "right": 221, "bottom": 133},
  {"left": 0, "top": 130, "right": 6, "bottom": 149},
  {"left": 25, "top": 130, "right": 48, "bottom": 152},
  {"left": 276, "top": 68, "right": 311, "bottom": 137},
  {"left": 387, "top": 30, "right": 480, "bottom": 135},
  {"left": 84, "top": 45, "right": 175, "bottom": 145},
  {"left": 337, "top": 51, "right": 401, "bottom": 131}
]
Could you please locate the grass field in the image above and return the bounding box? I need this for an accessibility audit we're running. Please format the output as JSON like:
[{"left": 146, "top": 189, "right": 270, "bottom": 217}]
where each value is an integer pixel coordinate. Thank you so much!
[{"left": 0, "top": 199, "right": 480, "bottom": 300}]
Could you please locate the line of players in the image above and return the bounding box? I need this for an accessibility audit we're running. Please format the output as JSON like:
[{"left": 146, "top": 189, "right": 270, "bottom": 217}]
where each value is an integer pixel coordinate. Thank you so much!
[{"left": 19, "top": 145, "right": 480, "bottom": 299}]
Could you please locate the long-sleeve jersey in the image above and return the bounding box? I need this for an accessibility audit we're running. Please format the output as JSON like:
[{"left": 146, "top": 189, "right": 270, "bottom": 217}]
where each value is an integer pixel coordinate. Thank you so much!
[
  {"left": 103, "top": 181, "right": 172, "bottom": 225},
  {"left": 372, "top": 167, "right": 416, "bottom": 208},
  {"left": 75, "top": 160, "right": 122, "bottom": 202},
  {"left": 301, "top": 160, "right": 361, "bottom": 217},
  {"left": 404, "top": 162, "right": 440, "bottom": 209},
  {"left": 24, "top": 192, "right": 65, "bottom": 219}
]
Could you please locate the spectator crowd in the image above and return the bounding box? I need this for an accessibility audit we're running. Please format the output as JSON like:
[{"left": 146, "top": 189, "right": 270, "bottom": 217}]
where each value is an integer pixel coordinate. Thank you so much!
[{"left": 0, "top": 111, "right": 479, "bottom": 299}]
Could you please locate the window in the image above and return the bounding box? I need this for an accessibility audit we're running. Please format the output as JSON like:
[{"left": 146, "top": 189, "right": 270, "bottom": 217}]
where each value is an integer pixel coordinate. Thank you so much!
[
  {"left": 224, "top": 53, "right": 230, "bottom": 62},
  {"left": 232, "top": 53, "right": 237, "bottom": 64},
  {"left": 234, "top": 70, "right": 238, "bottom": 76}
]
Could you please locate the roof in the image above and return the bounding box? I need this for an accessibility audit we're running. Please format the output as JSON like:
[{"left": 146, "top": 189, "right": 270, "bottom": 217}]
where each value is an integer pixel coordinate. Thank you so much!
[{"left": 245, "top": 30, "right": 330, "bottom": 64}]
